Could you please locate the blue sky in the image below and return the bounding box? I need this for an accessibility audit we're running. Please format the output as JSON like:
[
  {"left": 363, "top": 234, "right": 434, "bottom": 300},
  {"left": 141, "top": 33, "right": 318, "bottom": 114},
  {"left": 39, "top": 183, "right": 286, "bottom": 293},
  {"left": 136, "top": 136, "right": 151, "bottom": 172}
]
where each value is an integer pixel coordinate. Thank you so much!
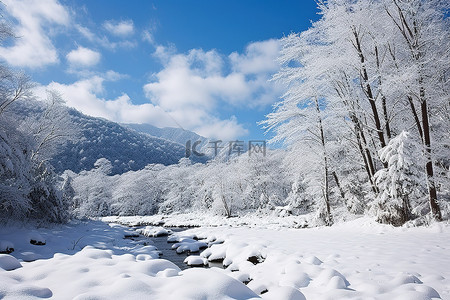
[{"left": 0, "top": 0, "right": 319, "bottom": 141}]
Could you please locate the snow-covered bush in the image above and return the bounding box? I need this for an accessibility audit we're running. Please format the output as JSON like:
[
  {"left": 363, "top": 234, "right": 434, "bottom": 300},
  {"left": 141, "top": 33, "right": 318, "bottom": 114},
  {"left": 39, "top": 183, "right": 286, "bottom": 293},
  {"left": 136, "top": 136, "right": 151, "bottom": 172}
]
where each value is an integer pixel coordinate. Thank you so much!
[
  {"left": 373, "top": 131, "right": 426, "bottom": 226},
  {"left": 0, "top": 21, "right": 74, "bottom": 223},
  {"left": 0, "top": 113, "right": 70, "bottom": 223}
]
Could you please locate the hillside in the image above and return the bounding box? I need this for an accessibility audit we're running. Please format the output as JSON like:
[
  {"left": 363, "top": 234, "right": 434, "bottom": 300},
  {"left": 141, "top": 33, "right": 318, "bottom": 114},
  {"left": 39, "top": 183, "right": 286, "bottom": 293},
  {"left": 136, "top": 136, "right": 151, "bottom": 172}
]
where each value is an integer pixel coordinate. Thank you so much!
[
  {"left": 10, "top": 100, "right": 197, "bottom": 175},
  {"left": 51, "top": 110, "right": 189, "bottom": 174}
]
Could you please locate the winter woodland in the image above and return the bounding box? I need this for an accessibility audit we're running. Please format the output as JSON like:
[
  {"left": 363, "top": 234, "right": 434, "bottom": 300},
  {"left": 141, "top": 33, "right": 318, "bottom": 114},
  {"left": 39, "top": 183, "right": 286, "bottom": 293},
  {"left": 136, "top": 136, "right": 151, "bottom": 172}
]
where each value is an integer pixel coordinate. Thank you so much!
[{"left": 1, "top": 0, "right": 449, "bottom": 227}]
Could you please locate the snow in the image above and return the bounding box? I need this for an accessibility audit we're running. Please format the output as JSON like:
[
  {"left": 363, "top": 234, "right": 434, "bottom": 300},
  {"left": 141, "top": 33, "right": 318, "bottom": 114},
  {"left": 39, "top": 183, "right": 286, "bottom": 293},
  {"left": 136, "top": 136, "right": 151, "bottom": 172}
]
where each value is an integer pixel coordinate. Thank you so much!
[
  {"left": 173, "top": 240, "right": 208, "bottom": 254},
  {"left": 184, "top": 255, "right": 208, "bottom": 266},
  {"left": 28, "top": 231, "right": 46, "bottom": 245},
  {"left": 0, "top": 218, "right": 448, "bottom": 299},
  {"left": 0, "top": 240, "right": 14, "bottom": 253},
  {"left": 0, "top": 254, "right": 22, "bottom": 271},
  {"left": 138, "top": 226, "right": 171, "bottom": 237}
]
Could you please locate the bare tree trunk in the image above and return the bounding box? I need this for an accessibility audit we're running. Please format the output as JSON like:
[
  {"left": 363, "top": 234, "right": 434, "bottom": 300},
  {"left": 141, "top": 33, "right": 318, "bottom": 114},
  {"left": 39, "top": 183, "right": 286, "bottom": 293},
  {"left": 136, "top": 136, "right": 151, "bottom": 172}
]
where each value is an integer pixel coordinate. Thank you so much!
[
  {"left": 221, "top": 195, "right": 231, "bottom": 218},
  {"left": 334, "top": 79, "right": 379, "bottom": 194},
  {"left": 332, "top": 171, "right": 346, "bottom": 203},
  {"left": 407, "top": 95, "right": 424, "bottom": 140},
  {"left": 375, "top": 45, "right": 392, "bottom": 140},
  {"left": 220, "top": 182, "right": 232, "bottom": 218},
  {"left": 315, "top": 97, "right": 332, "bottom": 225},
  {"left": 420, "top": 88, "right": 442, "bottom": 221},
  {"left": 352, "top": 28, "right": 387, "bottom": 152}
]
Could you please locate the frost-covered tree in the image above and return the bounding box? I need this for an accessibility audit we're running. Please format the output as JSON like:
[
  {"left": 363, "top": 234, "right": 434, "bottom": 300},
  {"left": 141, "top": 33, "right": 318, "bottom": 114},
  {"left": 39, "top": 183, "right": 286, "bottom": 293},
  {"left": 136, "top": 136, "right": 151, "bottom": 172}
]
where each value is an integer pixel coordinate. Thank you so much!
[
  {"left": 383, "top": 0, "right": 449, "bottom": 220},
  {"left": 264, "top": 0, "right": 449, "bottom": 224},
  {"left": 22, "top": 91, "right": 81, "bottom": 164},
  {"left": 0, "top": 122, "right": 33, "bottom": 220},
  {"left": 374, "top": 131, "right": 425, "bottom": 225}
]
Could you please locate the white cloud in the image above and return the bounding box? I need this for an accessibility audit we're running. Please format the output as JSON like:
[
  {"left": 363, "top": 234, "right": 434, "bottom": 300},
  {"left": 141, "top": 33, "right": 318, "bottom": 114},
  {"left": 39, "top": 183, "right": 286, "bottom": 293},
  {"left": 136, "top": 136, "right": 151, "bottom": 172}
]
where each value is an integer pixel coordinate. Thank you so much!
[
  {"left": 142, "top": 30, "right": 155, "bottom": 45},
  {"left": 146, "top": 41, "right": 282, "bottom": 109},
  {"left": 196, "top": 117, "right": 248, "bottom": 141},
  {"left": 30, "top": 37, "right": 281, "bottom": 140},
  {"left": 33, "top": 67, "right": 250, "bottom": 140},
  {"left": 75, "top": 25, "right": 96, "bottom": 42},
  {"left": 141, "top": 40, "right": 283, "bottom": 139},
  {"left": 66, "top": 46, "right": 101, "bottom": 67},
  {"left": 75, "top": 23, "right": 136, "bottom": 50},
  {"left": 230, "top": 39, "right": 280, "bottom": 74},
  {"left": 33, "top": 75, "right": 176, "bottom": 127},
  {"left": 0, "top": 0, "right": 70, "bottom": 68},
  {"left": 103, "top": 20, "right": 134, "bottom": 37}
]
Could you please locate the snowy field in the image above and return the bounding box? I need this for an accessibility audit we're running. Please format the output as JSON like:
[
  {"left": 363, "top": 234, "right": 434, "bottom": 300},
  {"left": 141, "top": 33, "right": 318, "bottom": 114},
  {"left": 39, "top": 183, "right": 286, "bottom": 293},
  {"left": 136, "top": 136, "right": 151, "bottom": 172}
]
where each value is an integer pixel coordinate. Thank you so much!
[{"left": 1, "top": 217, "right": 449, "bottom": 299}]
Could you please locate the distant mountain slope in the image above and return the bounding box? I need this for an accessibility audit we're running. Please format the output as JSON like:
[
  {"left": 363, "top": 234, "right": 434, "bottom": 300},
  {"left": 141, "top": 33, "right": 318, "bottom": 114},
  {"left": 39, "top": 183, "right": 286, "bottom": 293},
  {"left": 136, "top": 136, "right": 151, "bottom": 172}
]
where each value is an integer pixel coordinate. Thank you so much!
[
  {"left": 122, "top": 123, "right": 208, "bottom": 146},
  {"left": 10, "top": 100, "right": 194, "bottom": 175},
  {"left": 51, "top": 110, "right": 189, "bottom": 174}
]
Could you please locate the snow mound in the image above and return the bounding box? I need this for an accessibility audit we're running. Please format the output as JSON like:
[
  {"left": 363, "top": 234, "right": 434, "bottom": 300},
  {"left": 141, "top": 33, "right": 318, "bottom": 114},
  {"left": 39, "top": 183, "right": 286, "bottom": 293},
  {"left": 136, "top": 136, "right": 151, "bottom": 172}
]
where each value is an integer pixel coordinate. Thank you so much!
[
  {"left": 167, "top": 234, "right": 198, "bottom": 243},
  {"left": 137, "top": 259, "right": 181, "bottom": 276},
  {"left": 172, "top": 240, "right": 208, "bottom": 254},
  {"left": 0, "top": 254, "right": 22, "bottom": 271},
  {"left": 156, "top": 268, "right": 179, "bottom": 277},
  {"left": 201, "top": 244, "right": 226, "bottom": 262},
  {"left": 327, "top": 275, "right": 348, "bottom": 290},
  {"left": 261, "top": 286, "right": 306, "bottom": 300},
  {"left": 229, "top": 271, "right": 251, "bottom": 284},
  {"left": 279, "top": 268, "right": 311, "bottom": 289},
  {"left": 312, "top": 268, "right": 349, "bottom": 288},
  {"left": 303, "top": 255, "right": 322, "bottom": 265},
  {"left": 184, "top": 255, "right": 208, "bottom": 267},
  {"left": 130, "top": 245, "right": 161, "bottom": 258},
  {"left": 137, "top": 226, "right": 171, "bottom": 237},
  {"left": 20, "top": 251, "right": 42, "bottom": 262},
  {"left": 163, "top": 268, "right": 259, "bottom": 299}
]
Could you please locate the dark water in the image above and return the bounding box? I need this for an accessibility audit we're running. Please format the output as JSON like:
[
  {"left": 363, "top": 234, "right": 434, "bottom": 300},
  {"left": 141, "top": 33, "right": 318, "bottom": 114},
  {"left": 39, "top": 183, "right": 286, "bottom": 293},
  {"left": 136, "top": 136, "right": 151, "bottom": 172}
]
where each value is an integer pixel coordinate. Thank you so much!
[{"left": 128, "top": 227, "right": 223, "bottom": 270}]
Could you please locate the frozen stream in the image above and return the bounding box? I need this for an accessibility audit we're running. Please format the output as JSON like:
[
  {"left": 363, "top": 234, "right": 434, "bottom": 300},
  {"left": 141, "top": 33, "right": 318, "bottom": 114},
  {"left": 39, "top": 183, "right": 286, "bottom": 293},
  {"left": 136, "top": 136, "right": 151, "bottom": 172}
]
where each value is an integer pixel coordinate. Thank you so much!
[{"left": 127, "top": 226, "right": 223, "bottom": 270}]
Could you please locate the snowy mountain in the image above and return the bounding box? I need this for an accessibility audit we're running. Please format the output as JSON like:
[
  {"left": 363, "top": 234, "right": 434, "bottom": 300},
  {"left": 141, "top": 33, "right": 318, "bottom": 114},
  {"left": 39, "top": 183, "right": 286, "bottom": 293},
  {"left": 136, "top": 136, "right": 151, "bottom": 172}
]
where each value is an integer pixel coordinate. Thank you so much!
[
  {"left": 51, "top": 110, "right": 191, "bottom": 174},
  {"left": 122, "top": 123, "right": 208, "bottom": 146},
  {"left": 9, "top": 100, "right": 197, "bottom": 175}
]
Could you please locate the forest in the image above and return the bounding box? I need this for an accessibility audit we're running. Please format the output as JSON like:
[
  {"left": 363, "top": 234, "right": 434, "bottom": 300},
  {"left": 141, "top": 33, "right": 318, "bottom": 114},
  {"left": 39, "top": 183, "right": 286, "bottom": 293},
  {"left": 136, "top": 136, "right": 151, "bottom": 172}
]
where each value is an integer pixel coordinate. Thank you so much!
[{"left": 1, "top": 0, "right": 449, "bottom": 227}]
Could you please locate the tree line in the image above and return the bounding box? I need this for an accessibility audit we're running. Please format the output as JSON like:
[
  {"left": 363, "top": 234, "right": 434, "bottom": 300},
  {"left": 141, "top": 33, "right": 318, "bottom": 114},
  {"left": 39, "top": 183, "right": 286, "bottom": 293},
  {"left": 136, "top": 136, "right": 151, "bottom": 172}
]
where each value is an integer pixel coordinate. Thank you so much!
[{"left": 262, "top": 0, "right": 449, "bottom": 226}]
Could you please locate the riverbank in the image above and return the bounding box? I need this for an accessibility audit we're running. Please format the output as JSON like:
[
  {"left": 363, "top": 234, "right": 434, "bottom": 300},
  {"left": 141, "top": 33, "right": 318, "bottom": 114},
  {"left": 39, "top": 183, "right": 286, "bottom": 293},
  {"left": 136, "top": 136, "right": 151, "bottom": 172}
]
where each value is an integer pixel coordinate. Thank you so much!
[{"left": 1, "top": 217, "right": 448, "bottom": 299}]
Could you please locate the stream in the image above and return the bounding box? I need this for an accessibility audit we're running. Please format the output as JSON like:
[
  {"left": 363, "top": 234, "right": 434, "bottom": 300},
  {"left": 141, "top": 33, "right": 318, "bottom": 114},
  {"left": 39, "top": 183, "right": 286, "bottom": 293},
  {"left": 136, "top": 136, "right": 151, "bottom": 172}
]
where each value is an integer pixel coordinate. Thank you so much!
[{"left": 125, "top": 227, "right": 223, "bottom": 270}]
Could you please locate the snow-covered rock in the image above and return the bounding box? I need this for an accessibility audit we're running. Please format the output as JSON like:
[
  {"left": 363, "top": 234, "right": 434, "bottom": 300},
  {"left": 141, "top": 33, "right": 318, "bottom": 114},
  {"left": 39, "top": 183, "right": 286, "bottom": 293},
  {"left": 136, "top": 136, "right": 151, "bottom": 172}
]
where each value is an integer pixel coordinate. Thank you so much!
[
  {"left": 184, "top": 255, "right": 208, "bottom": 267},
  {"left": 172, "top": 240, "right": 207, "bottom": 254},
  {"left": 20, "top": 251, "right": 41, "bottom": 262},
  {"left": 0, "top": 254, "right": 22, "bottom": 271},
  {"left": 167, "top": 234, "right": 198, "bottom": 243},
  {"left": 28, "top": 232, "right": 46, "bottom": 245},
  {"left": 0, "top": 240, "right": 14, "bottom": 254},
  {"left": 138, "top": 226, "right": 171, "bottom": 237}
]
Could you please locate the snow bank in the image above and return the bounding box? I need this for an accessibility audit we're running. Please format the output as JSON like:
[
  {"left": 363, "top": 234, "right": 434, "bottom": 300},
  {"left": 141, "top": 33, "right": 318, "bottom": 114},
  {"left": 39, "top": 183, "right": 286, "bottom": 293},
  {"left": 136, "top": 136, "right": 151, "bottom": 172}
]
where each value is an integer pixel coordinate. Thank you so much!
[
  {"left": 189, "top": 218, "right": 449, "bottom": 299},
  {"left": 0, "top": 218, "right": 448, "bottom": 299},
  {"left": 102, "top": 212, "right": 314, "bottom": 229}
]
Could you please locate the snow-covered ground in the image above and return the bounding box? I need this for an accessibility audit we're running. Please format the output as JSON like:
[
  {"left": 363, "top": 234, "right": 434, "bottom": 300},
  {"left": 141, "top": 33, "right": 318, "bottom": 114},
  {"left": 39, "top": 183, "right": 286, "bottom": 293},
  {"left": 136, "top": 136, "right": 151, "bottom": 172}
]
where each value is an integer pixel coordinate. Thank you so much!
[{"left": 0, "top": 217, "right": 449, "bottom": 299}]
